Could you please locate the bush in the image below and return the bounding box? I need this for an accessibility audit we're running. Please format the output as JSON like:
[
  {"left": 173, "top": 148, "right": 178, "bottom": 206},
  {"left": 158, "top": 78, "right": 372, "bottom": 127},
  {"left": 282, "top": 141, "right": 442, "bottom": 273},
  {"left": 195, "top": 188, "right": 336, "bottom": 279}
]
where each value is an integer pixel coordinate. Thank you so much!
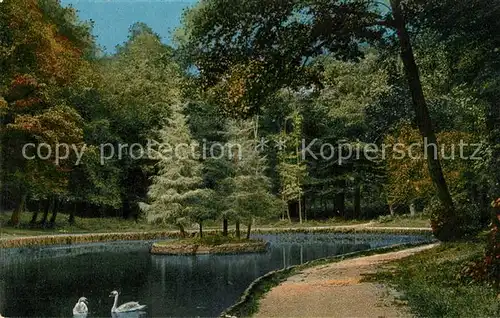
[
  {"left": 377, "top": 214, "right": 395, "bottom": 223},
  {"left": 464, "top": 198, "right": 500, "bottom": 288},
  {"left": 427, "top": 194, "right": 485, "bottom": 241}
]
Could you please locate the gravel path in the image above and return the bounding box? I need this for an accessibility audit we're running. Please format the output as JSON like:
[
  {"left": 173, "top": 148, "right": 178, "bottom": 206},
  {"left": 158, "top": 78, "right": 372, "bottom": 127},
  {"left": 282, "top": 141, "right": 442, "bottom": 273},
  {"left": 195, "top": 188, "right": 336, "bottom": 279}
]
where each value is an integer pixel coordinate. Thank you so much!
[{"left": 255, "top": 243, "right": 438, "bottom": 318}]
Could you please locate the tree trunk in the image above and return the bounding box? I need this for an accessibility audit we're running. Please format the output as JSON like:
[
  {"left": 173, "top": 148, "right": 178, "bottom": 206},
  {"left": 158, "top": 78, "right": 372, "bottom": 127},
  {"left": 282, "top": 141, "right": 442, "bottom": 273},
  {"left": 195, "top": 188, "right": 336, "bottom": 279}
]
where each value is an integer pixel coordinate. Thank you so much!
[
  {"left": 48, "top": 210, "right": 58, "bottom": 228},
  {"left": 30, "top": 201, "right": 42, "bottom": 225},
  {"left": 246, "top": 222, "right": 252, "bottom": 239},
  {"left": 390, "top": 0, "right": 456, "bottom": 240},
  {"left": 298, "top": 196, "right": 303, "bottom": 224},
  {"left": 222, "top": 218, "right": 228, "bottom": 236},
  {"left": 235, "top": 220, "right": 241, "bottom": 239},
  {"left": 303, "top": 196, "right": 307, "bottom": 222},
  {"left": 40, "top": 197, "right": 54, "bottom": 226},
  {"left": 409, "top": 201, "right": 416, "bottom": 217},
  {"left": 281, "top": 194, "right": 286, "bottom": 221},
  {"left": 49, "top": 199, "right": 59, "bottom": 228},
  {"left": 30, "top": 210, "right": 39, "bottom": 225},
  {"left": 199, "top": 222, "right": 203, "bottom": 238},
  {"left": 286, "top": 204, "right": 291, "bottom": 223},
  {"left": 68, "top": 202, "right": 77, "bottom": 225},
  {"left": 354, "top": 185, "right": 361, "bottom": 219},
  {"left": 335, "top": 192, "right": 345, "bottom": 217},
  {"left": 179, "top": 224, "right": 186, "bottom": 238},
  {"left": 296, "top": 144, "right": 303, "bottom": 224},
  {"left": 9, "top": 193, "right": 27, "bottom": 226}
]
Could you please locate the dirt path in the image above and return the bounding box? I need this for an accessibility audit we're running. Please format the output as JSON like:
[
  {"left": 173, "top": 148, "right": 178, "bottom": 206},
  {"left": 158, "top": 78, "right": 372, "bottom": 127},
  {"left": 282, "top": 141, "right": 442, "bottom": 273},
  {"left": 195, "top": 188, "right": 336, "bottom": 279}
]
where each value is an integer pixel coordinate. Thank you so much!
[{"left": 255, "top": 243, "right": 438, "bottom": 318}]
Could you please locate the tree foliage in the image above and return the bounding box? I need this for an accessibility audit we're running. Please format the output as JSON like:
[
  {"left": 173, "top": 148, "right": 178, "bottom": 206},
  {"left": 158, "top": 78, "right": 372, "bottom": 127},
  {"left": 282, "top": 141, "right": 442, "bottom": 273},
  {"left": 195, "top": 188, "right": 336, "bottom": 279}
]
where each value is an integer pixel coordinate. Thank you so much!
[
  {"left": 1, "top": 0, "right": 499, "bottom": 256},
  {"left": 182, "top": 0, "right": 382, "bottom": 116},
  {"left": 140, "top": 105, "right": 208, "bottom": 234}
]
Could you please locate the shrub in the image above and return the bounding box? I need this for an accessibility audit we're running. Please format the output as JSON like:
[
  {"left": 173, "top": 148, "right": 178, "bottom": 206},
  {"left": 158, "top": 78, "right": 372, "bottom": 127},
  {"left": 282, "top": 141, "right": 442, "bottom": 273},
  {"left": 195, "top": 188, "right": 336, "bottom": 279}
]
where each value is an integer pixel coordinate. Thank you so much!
[
  {"left": 484, "top": 198, "right": 500, "bottom": 287},
  {"left": 427, "top": 194, "right": 484, "bottom": 241},
  {"left": 460, "top": 199, "right": 500, "bottom": 288},
  {"left": 377, "top": 214, "right": 395, "bottom": 223}
]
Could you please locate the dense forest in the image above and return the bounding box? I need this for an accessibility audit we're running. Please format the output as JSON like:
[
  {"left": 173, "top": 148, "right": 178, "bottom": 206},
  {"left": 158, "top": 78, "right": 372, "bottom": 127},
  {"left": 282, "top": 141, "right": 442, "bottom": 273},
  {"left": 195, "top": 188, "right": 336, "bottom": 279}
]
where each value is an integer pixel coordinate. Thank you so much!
[{"left": 0, "top": 0, "right": 499, "bottom": 255}]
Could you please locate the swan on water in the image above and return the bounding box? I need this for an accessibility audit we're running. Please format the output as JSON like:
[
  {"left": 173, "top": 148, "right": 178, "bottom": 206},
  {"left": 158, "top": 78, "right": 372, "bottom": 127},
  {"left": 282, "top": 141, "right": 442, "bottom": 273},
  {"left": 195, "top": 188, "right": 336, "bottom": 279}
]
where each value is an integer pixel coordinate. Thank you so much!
[
  {"left": 109, "top": 290, "right": 146, "bottom": 313},
  {"left": 72, "top": 297, "right": 89, "bottom": 316}
]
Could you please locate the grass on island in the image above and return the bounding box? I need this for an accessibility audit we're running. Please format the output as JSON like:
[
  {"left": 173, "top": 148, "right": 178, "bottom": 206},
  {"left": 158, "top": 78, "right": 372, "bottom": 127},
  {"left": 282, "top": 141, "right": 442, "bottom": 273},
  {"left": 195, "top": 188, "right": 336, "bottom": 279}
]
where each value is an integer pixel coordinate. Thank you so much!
[
  {"left": 156, "top": 234, "right": 263, "bottom": 247},
  {"left": 366, "top": 241, "right": 500, "bottom": 318},
  {"left": 151, "top": 234, "right": 268, "bottom": 255}
]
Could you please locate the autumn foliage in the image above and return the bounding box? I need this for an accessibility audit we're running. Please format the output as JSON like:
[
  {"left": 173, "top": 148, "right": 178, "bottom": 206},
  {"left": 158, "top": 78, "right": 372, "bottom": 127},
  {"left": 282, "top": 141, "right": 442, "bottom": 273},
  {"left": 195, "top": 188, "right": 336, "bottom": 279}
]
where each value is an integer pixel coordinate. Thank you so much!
[
  {"left": 385, "top": 123, "right": 476, "bottom": 206},
  {"left": 4, "top": 0, "right": 84, "bottom": 84},
  {"left": 0, "top": 0, "right": 89, "bottom": 225}
]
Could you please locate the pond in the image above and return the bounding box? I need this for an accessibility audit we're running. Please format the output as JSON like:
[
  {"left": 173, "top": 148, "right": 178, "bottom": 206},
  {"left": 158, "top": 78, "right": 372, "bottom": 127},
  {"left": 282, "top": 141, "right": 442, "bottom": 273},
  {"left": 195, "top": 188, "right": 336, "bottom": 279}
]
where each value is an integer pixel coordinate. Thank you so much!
[{"left": 0, "top": 233, "right": 430, "bottom": 317}]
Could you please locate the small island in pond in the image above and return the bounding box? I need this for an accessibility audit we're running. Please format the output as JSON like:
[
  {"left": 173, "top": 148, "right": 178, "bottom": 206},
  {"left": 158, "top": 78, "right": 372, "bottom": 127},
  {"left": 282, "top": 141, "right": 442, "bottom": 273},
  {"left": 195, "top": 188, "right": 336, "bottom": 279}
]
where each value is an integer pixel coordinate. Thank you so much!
[{"left": 150, "top": 236, "right": 269, "bottom": 255}]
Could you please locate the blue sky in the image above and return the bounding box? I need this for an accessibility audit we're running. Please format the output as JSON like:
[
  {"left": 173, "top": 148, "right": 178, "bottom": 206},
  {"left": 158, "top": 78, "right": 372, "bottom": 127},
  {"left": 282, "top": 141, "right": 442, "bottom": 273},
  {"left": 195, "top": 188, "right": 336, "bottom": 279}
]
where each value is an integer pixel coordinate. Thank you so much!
[{"left": 61, "top": 0, "right": 199, "bottom": 53}]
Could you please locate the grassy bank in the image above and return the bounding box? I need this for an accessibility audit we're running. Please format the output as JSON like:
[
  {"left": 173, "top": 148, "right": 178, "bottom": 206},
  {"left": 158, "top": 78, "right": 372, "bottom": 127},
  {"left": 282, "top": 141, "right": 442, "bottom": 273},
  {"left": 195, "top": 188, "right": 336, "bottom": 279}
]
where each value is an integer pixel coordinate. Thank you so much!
[
  {"left": 0, "top": 212, "right": 171, "bottom": 238},
  {"left": 1, "top": 212, "right": 430, "bottom": 239},
  {"left": 369, "top": 241, "right": 499, "bottom": 318},
  {"left": 0, "top": 231, "right": 181, "bottom": 248},
  {"left": 1, "top": 211, "right": 432, "bottom": 249},
  {"left": 0, "top": 225, "right": 432, "bottom": 249},
  {"left": 254, "top": 218, "right": 368, "bottom": 228},
  {"left": 374, "top": 213, "right": 431, "bottom": 228}
]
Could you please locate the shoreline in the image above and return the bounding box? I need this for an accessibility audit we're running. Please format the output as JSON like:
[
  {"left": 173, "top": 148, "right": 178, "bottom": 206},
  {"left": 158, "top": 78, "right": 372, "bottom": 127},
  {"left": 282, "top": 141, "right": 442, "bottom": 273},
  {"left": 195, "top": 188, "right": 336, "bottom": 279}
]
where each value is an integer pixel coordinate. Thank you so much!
[{"left": 0, "top": 225, "right": 432, "bottom": 249}]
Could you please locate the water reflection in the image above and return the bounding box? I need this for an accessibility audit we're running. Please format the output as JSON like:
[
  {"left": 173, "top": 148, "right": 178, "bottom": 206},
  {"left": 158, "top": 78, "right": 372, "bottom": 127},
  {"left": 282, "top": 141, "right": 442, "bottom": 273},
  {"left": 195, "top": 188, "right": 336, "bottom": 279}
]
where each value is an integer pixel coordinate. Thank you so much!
[
  {"left": 112, "top": 311, "right": 147, "bottom": 318},
  {"left": 0, "top": 233, "right": 428, "bottom": 317}
]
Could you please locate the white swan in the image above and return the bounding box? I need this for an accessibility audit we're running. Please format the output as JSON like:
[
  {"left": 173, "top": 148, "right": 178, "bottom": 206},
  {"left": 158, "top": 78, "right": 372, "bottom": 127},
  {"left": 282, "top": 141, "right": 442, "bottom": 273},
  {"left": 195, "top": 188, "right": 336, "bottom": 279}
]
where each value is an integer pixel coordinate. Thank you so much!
[
  {"left": 72, "top": 297, "right": 88, "bottom": 316},
  {"left": 109, "top": 290, "right": 146, "bottom": 313}
]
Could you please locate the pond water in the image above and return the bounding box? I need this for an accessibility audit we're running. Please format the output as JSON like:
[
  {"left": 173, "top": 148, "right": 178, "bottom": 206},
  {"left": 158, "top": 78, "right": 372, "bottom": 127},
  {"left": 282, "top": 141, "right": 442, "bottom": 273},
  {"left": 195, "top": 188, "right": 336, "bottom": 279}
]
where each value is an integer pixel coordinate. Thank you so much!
[{"left": 0, "top": 233, "right": 430, "bottom": 317}]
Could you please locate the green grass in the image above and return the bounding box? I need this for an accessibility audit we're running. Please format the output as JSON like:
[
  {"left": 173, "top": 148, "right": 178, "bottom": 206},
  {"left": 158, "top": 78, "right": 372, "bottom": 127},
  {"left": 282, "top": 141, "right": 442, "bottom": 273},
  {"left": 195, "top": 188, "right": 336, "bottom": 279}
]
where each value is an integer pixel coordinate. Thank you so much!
[
  {"left": 1, "top": 211, "right": 430, "bottom": 241},
  {"left": 367, "top": 241, "right": 499, "bottom": 318},
  {"left": 373, "top": 213, "right": 431, "bottom": 228},
  {"left": 0, "top": 211, "right": 172, "bottom": 238},
  {"left": 253, "top": 218, "right": 368, "bottom": 228},
  {"left": 156, "top": 234, "right": 262, "bottom": 246},
  {"left": 258, "top": 214, "right": 431, "bottom": 229},
  {"left": 0, "top": 212, "right": 369, "bottom": 239}
]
